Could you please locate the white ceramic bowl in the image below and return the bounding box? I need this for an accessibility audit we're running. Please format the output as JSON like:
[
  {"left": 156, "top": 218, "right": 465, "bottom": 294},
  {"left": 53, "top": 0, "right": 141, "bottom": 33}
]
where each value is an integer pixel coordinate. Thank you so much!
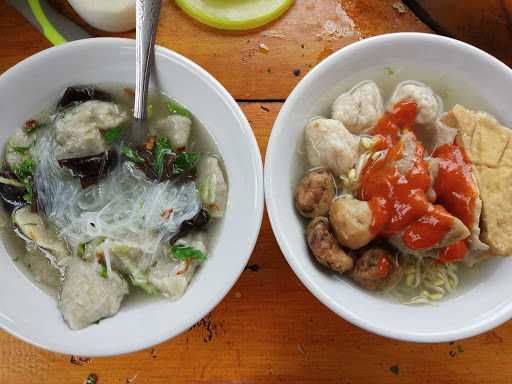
[
  {"left": 265, "top": 33, "right": 512, "bottom": 342},
  {"left": 0, "top": 38, "right": 263, "bottom": 356}
]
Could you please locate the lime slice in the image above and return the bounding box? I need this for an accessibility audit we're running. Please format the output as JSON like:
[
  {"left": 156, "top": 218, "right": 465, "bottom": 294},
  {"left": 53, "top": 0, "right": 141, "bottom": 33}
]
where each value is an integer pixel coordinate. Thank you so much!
[{"left": 176, "top": 0, "right": 294, "bottom": 30}]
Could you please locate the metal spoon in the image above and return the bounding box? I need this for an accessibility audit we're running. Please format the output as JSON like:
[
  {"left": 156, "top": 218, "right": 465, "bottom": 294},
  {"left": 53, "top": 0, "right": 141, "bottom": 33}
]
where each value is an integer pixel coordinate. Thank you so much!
[{"left": 131, "top": 0, "right": 162, "bottom": 144}]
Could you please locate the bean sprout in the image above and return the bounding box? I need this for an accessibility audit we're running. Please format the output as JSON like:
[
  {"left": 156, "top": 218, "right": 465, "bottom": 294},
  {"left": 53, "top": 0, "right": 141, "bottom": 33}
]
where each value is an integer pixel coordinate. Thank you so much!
[{"left": 394, "top": 256, "right": 460, "bottom": 304}]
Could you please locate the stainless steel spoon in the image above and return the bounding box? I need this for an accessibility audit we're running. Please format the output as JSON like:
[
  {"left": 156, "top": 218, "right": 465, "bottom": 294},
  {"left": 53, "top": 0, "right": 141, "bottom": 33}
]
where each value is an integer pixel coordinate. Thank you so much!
[{"left": 131, "top": 0, "right": 162, "bottom": 144}]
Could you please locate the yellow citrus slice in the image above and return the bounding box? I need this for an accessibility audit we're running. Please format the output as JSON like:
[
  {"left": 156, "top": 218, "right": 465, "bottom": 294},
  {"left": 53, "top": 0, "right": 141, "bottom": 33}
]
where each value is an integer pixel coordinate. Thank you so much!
[{"left": 175, "top": 0, "right": 294, "bottom": 30}]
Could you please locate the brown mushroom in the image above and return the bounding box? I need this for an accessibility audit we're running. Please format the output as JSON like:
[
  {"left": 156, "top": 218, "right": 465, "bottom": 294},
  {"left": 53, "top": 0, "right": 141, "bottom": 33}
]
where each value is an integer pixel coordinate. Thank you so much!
[
  {"left": 306, "top": 217, "right": 353, "bottom": 273},
  {"left": 295, "top": 168, "right": 336, "bottom": 218},
  {"left": 329, "top": 195, "right": 376, "bottom": 250},
  {"left": 350, "top": 247, "right": 402, "bottom": 291}
]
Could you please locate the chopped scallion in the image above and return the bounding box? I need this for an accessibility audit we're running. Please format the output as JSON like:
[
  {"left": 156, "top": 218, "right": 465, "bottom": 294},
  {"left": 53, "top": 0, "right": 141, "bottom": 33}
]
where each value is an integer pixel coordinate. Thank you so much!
[
  {"left": 173, "top": 152, "right": 200, "bottom": 176},
  {"left": 121, "top": 145, "right": 145, "bottom": 164},
  {"left": 98, "top": 264, "right": 108, "bottom": 279},
  {"left": 154, "top": 136, "right": 173, "bottom": 177},
  {"left": 167, "top": 100, "right": 191, "bottom": 118},
  {"left": 102, "top": 124, "right": 125, "bottom": 144},
  {"left": 171, "top": 244, "right": 206, "bottom": 261}
]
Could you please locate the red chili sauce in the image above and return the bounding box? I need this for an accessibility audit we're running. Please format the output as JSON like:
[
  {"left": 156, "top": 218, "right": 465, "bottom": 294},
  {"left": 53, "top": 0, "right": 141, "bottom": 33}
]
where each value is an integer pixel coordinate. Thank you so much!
[
  {"left": 359, "top": 100, "right": 475, "bottom": 261},
  {"left": 432, "top": 143, "right": 477, "bottom": 262},
  {"left": 375, "top": 253, "right": 392, "bottom": 278}
]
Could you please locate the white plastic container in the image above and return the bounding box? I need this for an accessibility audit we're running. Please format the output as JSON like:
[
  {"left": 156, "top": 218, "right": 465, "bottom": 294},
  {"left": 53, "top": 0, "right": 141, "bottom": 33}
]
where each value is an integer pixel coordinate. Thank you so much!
[{"left": 67, "top": 0, "right": 136, "bottom": 32}]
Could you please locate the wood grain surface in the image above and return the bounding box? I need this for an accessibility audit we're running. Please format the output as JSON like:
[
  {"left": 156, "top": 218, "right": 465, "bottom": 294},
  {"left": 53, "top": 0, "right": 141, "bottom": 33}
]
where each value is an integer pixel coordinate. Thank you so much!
[
  {"left": 404, "top": 0, "right": 512, "bottom": 67},
  {"left": 1, "top": 1, "right": 511, "bottom": 383},
  {"left": 12, "top": 0, "right": 431, "bottom": 100}
]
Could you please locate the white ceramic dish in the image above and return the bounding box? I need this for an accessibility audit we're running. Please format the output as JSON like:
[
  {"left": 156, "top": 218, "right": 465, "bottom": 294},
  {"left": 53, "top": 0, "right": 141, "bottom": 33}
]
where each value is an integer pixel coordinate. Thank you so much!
[
  {"left": 67, "top": 0, "right": 136, "bottom": 32},
  {"left": 265, "top": 33, "right": 512, "bottom": 342},
  {"left": 0, "top": 38, "right": 263, "bottom": 356}
]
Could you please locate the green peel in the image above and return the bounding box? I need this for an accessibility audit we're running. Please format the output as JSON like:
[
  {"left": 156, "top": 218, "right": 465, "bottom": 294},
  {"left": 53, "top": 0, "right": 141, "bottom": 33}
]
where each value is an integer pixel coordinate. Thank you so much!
[
  {"left": 175, "top": 0, "right": 295, "bottom": 31},
  {"left": 28, "top": 0, "right": 67, "bottom": 46}
]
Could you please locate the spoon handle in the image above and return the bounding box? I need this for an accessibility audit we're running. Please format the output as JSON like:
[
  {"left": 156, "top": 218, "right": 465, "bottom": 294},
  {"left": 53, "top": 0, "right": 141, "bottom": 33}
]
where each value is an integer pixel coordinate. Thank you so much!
[{"left": 134, "top": 0, "right": 162, "bottom": 120}]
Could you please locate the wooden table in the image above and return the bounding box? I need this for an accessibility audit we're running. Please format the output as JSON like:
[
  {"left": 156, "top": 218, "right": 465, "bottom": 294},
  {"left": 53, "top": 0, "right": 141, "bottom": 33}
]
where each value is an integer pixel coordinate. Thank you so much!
[{"left": 1, "top": 1, "right": 511, "bottom": 383}]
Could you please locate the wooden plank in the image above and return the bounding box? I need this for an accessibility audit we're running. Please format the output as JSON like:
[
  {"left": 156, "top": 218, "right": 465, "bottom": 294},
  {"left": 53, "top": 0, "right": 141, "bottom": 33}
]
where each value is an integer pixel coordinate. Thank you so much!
[
  {"left": 0, "top": 2, "right": 53, "bottom": 74},
  {"left": 1, "top": 103, "right": 512, "bottom": 384},
  {"left": 39, "top": 0, "right": 430, "bottom": 100}
]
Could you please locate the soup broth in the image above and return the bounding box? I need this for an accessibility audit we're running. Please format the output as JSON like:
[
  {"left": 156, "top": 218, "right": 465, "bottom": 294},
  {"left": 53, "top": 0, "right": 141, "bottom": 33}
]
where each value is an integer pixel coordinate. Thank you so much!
[{"left": 0, "top": 84, "right": 228, "bottom": 328}]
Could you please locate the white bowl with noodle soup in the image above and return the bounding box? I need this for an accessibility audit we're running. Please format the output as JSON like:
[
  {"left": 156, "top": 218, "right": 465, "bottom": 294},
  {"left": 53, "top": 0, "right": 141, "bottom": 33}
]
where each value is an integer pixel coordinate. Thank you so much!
[
  {"left": 265, "top": 33, "right": 512, "bottom": 342},
  {"left": 0, "top": 38, "right": 263, "bottom": 355}
]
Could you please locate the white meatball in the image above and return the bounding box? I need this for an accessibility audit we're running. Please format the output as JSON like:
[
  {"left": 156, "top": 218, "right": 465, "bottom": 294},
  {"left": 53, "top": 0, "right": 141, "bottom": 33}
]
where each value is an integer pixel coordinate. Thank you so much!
[
  {"left": 148, "top": 257, "right": 194, "bottom": 299},
  {"left": 59, "top": 257, "right": 129, "bottom": 330},
  {"left": 152, "top": 115, "right": 192, "bottom": 149},
  {"left": 197, "top": 156, "right": 228, "bottom": 218},
  {"left": 148, "top": 237, "right": 206, "bottom": 299},
  {"left": 387, "top": 80, "right": 443, "bottom": 125},
  {"left": 390, "top": 211, "right": 470, "bottom": 255},
  {"left": 305, "top": 118, "right": 358, "bottom": 176},
  {"left": 395, "top": 131, "right": 419, "bottom": 174},
  {"left": 432, "top": 112, "right": 458, "bottom": 150},
  {"left": 103, "top": 241, "right": 161, "bottom": 294},
  {"left": 55, "top": 100, "right": 128, "bottom": 159},
  {"left": 332, "top": 80, "right": 384, "bottom": 133},
  {"left": 412, "top": 115, "right": 457, "bottom": 154},
  {"left": 5, "top": 127, "right": 33, "bottom": 171}
]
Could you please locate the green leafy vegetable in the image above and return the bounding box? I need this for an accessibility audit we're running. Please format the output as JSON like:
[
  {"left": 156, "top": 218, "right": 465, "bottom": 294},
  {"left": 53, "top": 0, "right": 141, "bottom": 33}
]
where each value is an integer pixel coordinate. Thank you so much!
[
  {"left": 198, "top": 174, "right": 216, "bottom": 205},
  {"left": 85, "top": 373, "right": 98, "bottom": 384},
  {"left": 173, "top": 152, "right": 200, "bottom": 176},
  {"left": 11, "top": 141, "right": 34, "bottom": 155},
  {"left": 121, "top": 145, "right": 145, "bottom": 164},
  {"left": 22, "top": 182, "right": 33, "bottom": 203},
  {"left": 154, "top": 136, "right": 174, "bottom": 177},
  {"left": 13, "top": 158, "right": 34, "bottom": 181},
  {"left": 102, "top": 124, "right": 125, "bottom": 144},
  {"left": 35, "top": 122, "right": 47, "bottom": 131},
  {"left": 12, "top": 158, "right": 36, "bottom": 202},
  {"left": 384, "top": 67, "right": 395, "bottom": 76},
  {"left": 77, "top": 242, "right": 89, "bottom": 258},
  {"left": 12, "top": 146, "right": 30, "bottom": 155},
  {"left": 171, "top": 244, "right": 206, "bottom": 261},
  {"left": 0, "top": 176, "right": 24, "bottom": 188},
  {"left": 167, "top": 100, "right": 191, "bottom": 118},
  {"left": 98, "top": 264, "right": 108, "bottom": 279}
]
